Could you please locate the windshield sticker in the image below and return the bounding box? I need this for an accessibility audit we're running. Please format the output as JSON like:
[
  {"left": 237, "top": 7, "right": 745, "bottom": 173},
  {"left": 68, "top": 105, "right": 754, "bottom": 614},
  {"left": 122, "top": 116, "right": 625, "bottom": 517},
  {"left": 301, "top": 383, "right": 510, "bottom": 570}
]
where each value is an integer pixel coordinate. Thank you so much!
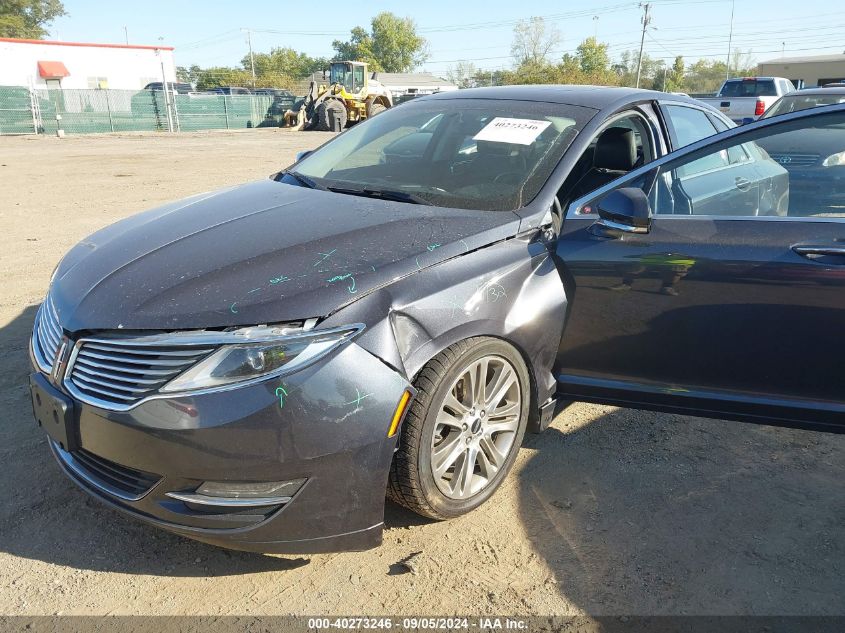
[{"left": 473, "top": 117, "right": 552, "bottom": 145}]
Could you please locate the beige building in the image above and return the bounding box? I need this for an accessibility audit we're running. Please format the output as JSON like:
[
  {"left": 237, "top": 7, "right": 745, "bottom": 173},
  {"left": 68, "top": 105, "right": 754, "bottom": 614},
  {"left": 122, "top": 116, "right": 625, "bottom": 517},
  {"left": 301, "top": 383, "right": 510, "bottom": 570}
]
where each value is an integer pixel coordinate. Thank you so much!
[{"left": 758, "top": 54, "right": 845, "bottom": 88}]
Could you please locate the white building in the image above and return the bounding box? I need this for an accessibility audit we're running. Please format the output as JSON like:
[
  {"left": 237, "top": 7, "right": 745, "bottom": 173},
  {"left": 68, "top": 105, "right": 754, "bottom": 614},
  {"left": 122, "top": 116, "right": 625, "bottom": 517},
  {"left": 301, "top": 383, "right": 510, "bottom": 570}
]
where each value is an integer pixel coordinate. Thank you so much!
[{"left": 0, "top": 37, "right": 176, "bottom": 90}]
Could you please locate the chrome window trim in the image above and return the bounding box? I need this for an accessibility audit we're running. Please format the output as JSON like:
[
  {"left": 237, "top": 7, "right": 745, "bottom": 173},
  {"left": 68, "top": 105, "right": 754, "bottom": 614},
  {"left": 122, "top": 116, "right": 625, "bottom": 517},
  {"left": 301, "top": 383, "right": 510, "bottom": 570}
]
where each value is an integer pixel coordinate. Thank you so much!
[{"left": 62, "top": 323, "right": 365, "bottom": 412}]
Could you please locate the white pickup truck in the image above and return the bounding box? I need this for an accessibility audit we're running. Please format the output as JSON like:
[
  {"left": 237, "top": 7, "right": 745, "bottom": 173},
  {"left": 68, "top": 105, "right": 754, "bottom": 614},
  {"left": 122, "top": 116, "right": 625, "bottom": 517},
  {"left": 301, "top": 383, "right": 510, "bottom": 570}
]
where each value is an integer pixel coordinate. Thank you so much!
[{"left": 698, "top": 77, "right": 796, "bottom": 125}]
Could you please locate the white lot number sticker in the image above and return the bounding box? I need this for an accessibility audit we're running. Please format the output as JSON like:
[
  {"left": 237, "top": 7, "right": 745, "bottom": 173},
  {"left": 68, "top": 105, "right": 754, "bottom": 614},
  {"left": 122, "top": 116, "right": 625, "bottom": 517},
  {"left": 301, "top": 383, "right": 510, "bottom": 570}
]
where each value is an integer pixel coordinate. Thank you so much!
[{"left": 473, "top": 117, "right": 552, "bottom": 145}]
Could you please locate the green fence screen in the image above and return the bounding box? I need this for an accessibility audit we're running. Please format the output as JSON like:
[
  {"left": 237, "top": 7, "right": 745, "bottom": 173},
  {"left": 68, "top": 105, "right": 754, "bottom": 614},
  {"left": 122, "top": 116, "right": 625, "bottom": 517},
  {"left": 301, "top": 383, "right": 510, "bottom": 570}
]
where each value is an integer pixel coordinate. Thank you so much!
[{"left": 0, "top": 85, "right": 297, "bottom": 135}]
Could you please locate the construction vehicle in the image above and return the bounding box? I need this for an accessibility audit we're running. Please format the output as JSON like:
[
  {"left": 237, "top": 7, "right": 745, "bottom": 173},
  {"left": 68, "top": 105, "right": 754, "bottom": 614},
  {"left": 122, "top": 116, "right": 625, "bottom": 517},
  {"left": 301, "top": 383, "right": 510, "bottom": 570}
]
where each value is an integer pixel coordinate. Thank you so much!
[{"left": 284, "top": 61, "right": 393, "bottom": 131}]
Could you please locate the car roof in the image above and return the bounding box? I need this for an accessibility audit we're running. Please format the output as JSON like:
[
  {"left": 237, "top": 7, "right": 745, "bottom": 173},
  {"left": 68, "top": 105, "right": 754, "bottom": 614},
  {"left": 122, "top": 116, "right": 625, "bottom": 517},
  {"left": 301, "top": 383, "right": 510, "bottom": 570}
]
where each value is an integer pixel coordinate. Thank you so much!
[
  {"left": 418, "top": 84, "right": 702, "bottom": 110},
  {"left": 789, "top": 87, "right": 845, "bottom": 95}
]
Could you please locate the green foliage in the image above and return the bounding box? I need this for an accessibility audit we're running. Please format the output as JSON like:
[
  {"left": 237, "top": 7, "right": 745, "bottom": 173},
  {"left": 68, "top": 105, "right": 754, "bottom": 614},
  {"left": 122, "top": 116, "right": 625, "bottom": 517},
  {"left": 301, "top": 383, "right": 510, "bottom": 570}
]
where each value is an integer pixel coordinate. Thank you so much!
[
  {"left": 182, "top": 47, "right": 327, "bottom": 91},
  {"left": 686, "top": 51, "right": 756, "bottom": 94},
  {"left": 332, "top": 12, "right": 428, "bottom": 72},
  {"left": 176, "top": 65, "right": 202, "bottom": 85},
  {"left": 193, "top": 67, "right": 255, "bottom": 91},
  {"left": 0, "top": 0, "right": 65, "bottom": 39},
  {"left": 576, "top": 37, "right": 611, "bottom": 77},
  {"left": 332, "top": 26, "right": 380, "bottom": 70},
  {"left": 664, "top": 56, "right": 686, "bottom": 93},
  {"left": 500, "top": 37, "right": 619, "bottom": 87}
]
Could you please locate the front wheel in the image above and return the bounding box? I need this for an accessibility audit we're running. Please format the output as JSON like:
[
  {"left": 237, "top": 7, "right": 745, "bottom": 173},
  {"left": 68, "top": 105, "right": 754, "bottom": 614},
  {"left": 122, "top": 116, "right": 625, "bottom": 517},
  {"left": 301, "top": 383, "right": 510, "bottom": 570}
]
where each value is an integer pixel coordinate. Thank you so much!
[{"left": 388, "top": 337, "right": 529, "bottom": 519}]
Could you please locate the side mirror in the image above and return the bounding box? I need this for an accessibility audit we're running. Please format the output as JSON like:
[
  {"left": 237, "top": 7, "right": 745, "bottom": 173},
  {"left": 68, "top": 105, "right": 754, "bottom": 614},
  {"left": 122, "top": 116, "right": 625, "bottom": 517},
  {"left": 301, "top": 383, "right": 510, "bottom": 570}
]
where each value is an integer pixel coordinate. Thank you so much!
[
  {"left": 295, "top": 150, "right": 312, "bottom": 162},
  {"left": 596, "top": 187, "right": 652, "bottom": 234}
]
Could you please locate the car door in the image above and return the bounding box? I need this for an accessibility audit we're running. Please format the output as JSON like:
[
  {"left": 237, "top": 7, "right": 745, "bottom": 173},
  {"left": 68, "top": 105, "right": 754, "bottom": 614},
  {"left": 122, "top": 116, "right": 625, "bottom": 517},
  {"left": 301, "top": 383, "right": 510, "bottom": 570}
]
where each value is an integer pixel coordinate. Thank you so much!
[{"left": 553, "top": 104, "right": 845, "bottom": 433}]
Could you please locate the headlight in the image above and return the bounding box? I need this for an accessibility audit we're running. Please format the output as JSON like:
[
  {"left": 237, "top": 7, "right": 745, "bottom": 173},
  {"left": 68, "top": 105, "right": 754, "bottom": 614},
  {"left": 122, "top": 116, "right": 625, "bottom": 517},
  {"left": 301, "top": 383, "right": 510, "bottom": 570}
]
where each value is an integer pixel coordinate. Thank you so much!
[
  {"left": 160, "top": 324, "right": 362, "bottom": 393},
  {"left": 822, "top": 150, "right": 845, "bottom": 167}
]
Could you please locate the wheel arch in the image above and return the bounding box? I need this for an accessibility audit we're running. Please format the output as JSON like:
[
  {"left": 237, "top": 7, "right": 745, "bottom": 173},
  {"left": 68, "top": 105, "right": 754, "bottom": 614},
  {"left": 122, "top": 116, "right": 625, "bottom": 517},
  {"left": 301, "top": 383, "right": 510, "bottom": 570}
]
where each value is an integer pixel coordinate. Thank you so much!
[{"left": 403, "top": 326, "right": 543, "bottom": 437}]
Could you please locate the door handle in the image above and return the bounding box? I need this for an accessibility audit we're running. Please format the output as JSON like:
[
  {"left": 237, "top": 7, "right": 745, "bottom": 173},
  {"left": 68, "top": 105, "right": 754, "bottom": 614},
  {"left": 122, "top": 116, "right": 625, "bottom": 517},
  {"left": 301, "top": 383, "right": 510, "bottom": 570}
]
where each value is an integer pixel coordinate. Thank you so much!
[
  {"left": 735, "top": 177, "right": 752, "bottom": 191},
  {"left": 792, "top": 244, "right": 845, "bottom": 259}
]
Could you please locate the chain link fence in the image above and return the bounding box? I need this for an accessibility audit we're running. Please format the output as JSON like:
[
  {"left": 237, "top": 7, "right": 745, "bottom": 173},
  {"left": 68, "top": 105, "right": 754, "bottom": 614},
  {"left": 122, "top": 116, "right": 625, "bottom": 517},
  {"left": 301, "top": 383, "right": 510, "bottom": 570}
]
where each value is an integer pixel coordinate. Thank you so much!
[{"left": 0, "top": 85, "right": 298, "bottom": 135}]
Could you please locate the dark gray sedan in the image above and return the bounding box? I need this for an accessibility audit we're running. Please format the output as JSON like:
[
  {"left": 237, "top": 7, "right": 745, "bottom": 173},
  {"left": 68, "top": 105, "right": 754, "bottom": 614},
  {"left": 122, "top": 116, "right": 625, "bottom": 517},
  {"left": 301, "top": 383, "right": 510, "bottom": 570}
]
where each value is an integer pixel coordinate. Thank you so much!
[{"left": 29, "top": 86, "right": 845, "bottom": 554}]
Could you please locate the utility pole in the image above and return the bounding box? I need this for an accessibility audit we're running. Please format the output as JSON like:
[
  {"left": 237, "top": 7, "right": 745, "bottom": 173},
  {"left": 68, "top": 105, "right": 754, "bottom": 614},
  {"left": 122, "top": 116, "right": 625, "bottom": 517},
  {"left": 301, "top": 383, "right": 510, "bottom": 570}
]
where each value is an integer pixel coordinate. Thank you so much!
[
  {"left": 242, "top": 28, "right": 256, "bottom": 89},
  {"left": 123, "top": 26, "right": 129, "bottom": 45},
  {"left": 726, "top": 0, "right": 735, "bottom": 80},
  {"left": 635, "top": 3, "right": 651, "bottom": 89},
  {"left": 593, "top": 15, "right": 599, "bottom": 40}
]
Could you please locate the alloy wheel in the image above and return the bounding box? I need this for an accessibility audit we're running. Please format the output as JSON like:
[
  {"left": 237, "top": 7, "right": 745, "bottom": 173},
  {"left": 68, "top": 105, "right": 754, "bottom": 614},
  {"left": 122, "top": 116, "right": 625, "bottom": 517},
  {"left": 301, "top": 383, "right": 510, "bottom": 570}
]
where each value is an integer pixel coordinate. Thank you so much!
[{"left": 430, "top": 354, "right": 522, "bottom": 499}]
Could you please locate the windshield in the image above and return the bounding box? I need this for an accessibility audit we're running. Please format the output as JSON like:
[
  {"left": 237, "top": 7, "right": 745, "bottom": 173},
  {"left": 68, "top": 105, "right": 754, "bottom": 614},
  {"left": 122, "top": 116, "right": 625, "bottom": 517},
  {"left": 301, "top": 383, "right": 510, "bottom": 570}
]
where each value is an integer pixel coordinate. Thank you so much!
[
  {"left": 330, "top": 64, "right": 353, "bottom": 92},
  {"left": 290, "top": 98, "right": 592, "bottom": 211},
  {"left": 764, "top": 93, "right": 845, "bottom": 118},
  {"left": 719, "top": 79, "right": 778, "bottom": 98}
]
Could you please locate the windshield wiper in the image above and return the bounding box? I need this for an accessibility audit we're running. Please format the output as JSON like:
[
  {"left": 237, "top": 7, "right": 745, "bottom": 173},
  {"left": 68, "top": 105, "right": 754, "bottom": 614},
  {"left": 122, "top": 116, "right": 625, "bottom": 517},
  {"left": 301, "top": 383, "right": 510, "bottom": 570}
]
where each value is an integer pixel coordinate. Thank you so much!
[
  {"left": 326, "top": 186, "right": 432, "bottom": 205},
  {"left": 282, "top": 170, "right": 326, "bottom": 190}
]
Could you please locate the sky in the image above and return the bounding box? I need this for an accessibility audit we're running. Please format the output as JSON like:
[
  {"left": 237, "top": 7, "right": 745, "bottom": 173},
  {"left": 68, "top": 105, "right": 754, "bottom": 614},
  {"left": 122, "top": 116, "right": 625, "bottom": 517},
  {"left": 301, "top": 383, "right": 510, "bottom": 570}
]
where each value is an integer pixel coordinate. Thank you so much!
[{"left": 47, "top": 0, "right": 845, "bottom": 76}]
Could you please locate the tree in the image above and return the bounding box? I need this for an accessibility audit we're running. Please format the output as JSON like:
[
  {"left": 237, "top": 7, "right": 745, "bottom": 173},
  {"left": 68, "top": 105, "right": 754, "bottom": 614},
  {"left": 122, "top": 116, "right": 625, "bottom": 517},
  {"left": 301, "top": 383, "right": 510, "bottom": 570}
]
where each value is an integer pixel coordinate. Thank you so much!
[
  {"left": 447, "top": 61, "right": 478, "bottom": 89},
  {"left": 664, "top": 56, "right": 685, "bottom": 93},
  {"left": 332, "top": 26, "right": 378, "bottom": 69},
  {"left": 194, "top": 67, "right": 255, "bottom": 91},
  {"left": 511, "top": 16, "right": 560, "bottom": 66},
  {"left": 176, "top": 64, "right": 202, "bottom": 85},
  {"left": 0, "top": 0, "right": 66, "bottom": 39},
  {"left": 332, "top": 12, "right": 428, "bottom": 73},
  {"left": 576, "top": 37, "right": 610, "bottom": 76},
  {"left": 613, "top": 49, "right": 664, "bottom": 88},
  {"left": 243, "top": 47, "right": 328, "bottom": 84}
]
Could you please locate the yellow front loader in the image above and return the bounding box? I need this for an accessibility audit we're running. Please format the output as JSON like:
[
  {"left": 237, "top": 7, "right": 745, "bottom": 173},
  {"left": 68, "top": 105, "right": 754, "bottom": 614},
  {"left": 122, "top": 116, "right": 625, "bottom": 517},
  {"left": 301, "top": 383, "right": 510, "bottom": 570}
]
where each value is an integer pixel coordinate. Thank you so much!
[{"left": 285, "top": 61, "right": 393, "bottom": 131}]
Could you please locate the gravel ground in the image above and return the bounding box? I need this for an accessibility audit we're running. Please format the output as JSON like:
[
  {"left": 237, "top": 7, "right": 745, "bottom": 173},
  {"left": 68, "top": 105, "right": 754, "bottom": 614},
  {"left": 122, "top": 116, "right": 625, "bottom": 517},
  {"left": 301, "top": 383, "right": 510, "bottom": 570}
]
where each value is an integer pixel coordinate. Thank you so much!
[{"left": 0, "top": 130, "right": 842, "bottom": 617}]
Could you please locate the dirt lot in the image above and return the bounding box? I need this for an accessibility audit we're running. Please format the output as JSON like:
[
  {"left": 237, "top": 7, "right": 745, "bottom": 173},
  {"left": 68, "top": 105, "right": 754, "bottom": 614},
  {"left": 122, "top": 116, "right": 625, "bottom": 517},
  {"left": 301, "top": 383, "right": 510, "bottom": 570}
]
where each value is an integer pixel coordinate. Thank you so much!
[{"left": 0, "top": 130, "right": 842, "bottom": 617}]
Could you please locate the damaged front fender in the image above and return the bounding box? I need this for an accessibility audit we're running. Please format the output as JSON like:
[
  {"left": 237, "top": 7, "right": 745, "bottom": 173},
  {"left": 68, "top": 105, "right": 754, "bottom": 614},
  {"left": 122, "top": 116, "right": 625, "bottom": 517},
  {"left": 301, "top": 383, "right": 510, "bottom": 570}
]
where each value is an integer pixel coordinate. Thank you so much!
[{"left": 321, "top": 232, "right": 569, "bottom": 423}]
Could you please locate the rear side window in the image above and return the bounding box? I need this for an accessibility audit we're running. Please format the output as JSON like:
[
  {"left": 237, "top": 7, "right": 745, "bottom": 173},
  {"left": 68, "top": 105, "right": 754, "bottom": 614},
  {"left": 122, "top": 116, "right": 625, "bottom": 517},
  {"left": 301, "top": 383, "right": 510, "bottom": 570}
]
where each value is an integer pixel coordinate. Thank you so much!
[
  {"left": 664, "top": 105, "right": 719, "bottom": 148},
  {"left": 719, "top": 79, "right": 777, "bottom": 97}
]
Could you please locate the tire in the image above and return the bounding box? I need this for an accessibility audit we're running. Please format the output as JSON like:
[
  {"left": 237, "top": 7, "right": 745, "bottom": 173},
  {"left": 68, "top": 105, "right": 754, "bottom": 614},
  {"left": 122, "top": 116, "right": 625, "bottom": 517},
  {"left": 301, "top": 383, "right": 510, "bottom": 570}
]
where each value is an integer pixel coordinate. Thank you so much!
[
  {"left": 366, "top": 99, "right": 387, "bottom": 119},
  {"left": 388, "top": 337, "right": 530, "bottom": 520},
  {"left": 314, "top": 99, "right": 347, "bottom": 131}
]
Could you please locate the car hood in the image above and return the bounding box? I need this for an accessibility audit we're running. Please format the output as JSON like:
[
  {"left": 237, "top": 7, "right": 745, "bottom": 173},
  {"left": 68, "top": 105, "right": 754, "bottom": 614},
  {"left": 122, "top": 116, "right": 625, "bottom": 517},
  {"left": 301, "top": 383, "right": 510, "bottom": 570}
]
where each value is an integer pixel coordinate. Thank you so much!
[
  {"left": 51, "top": 179, "right": 521, "bottom": 332},
  {"left": 756, "top": 127, "right": 845, "bottom": 162}
]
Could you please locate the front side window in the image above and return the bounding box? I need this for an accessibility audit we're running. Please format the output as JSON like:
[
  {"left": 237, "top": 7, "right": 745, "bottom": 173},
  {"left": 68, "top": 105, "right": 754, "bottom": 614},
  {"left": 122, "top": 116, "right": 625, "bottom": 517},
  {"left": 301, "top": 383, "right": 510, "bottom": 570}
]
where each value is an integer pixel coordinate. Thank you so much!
[
  {"left": 664, "top": 105, "right": 719, "bottom": 148},
  {"left": 330, "top": 64, "right": 353, "bottom": 92},
  {"left": 577, "top": 109, "right": 845, "bottom": 219},
  {"left": 292, "top": 98, "right": 594, "bottom": 211}
]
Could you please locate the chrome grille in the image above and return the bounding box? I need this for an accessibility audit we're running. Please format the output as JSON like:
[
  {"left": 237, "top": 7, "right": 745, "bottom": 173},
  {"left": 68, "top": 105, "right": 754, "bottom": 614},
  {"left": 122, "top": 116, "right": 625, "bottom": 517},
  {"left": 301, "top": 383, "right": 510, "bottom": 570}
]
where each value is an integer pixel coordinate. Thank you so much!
[
  {"left": 768, "top": 152, "right": 820, "bottom": 168},
  {"left": 33, "top": 297, "right": 63, "bottom": 371},
  {"left": 68, "top": 340, "right": 215, "bottom": 407}
]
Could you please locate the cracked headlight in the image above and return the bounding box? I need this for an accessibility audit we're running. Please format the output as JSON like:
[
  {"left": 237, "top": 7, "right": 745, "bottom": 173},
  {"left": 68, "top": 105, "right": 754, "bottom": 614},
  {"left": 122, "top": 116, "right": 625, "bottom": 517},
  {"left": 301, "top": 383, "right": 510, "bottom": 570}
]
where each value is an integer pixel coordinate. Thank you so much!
[{"left": 161, "top": 324, "right": 362, "bottom": 393}]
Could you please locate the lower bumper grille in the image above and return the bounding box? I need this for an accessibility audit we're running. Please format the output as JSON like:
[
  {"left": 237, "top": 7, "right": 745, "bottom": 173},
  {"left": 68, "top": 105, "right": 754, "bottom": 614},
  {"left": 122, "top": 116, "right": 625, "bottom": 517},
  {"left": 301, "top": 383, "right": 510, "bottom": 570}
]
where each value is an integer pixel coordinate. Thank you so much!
[{"left": 55, "top": 443, "right": 161, "bottom": 501}]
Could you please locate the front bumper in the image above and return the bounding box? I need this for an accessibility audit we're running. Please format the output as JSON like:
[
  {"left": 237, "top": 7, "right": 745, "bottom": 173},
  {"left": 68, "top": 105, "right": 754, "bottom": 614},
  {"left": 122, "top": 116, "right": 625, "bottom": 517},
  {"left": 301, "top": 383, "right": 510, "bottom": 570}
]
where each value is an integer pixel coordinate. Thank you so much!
[{"left": 32, "top": 340, "right": 412, "bottom": 554}]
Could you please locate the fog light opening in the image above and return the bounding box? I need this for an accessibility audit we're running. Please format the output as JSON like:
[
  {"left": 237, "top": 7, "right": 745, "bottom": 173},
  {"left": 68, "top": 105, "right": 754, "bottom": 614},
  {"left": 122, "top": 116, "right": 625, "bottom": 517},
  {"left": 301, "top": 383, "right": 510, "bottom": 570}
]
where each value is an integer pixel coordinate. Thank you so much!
[{"left": 165, "top": 478, "right": 306, "bottom": 508}]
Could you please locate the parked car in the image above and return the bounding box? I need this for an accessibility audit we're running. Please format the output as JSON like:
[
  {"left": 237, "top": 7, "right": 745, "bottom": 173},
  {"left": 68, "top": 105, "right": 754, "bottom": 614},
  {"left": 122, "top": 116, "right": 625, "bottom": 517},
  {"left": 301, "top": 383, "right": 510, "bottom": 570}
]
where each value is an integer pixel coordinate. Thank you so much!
[
  {"left": 29, "top": 86, "right": 844, "bottom": 555},
  {"left": 141, "top": 82, "right": 194, "bottom": 94},
  {"left": 755, "top": 87, "right": 845, "bottom": 214},
  {"left": 762, "top": 86, "right": 845, "bottom": 118},
  {"left": 253, "top": 88, "right": 295, "bottom": 97},
  {"left": 698, "top": 76, "right": 795, "bottom": 124},
  {"left": 208, "top": 86, "right": 253, "bottom": 96}
]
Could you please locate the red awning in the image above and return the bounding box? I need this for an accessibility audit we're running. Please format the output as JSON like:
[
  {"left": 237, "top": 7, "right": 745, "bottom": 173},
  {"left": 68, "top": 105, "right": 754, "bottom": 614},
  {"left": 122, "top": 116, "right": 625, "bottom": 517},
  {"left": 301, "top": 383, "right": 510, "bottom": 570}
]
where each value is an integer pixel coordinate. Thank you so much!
[{"left": 37, "top": 61, "right": 70, "bottom": 79}]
